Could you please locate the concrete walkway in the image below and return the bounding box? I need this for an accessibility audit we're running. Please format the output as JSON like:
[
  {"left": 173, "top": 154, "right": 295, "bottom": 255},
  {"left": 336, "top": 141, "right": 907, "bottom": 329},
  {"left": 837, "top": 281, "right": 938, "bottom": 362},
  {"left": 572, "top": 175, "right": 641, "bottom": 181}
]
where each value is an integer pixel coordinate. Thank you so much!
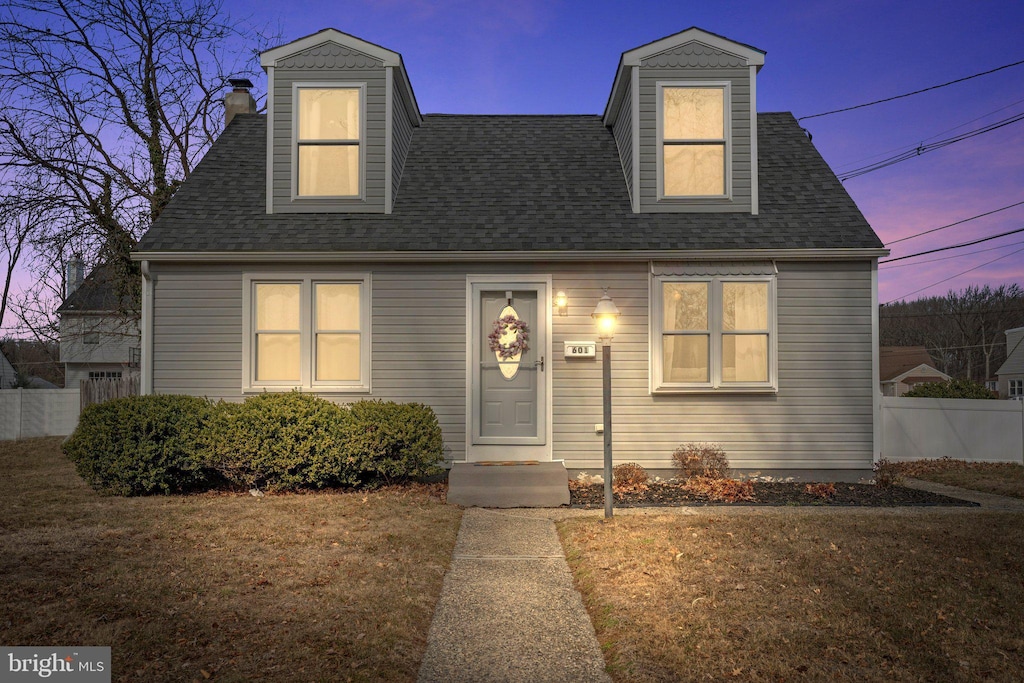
[
  {"left": 417, "top": 507, "right": 611, "bottom": 683},
  {"left": 901, "top": 477, "right": 1024, "bottom": 511}
]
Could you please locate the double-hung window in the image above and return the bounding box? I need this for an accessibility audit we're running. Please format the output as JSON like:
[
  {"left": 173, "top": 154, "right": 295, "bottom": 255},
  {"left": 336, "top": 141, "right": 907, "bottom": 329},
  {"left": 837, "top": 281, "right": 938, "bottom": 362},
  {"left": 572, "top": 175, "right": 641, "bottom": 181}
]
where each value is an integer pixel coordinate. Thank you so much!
[
  {"left": 295, "top": 84, "right": 363, "bottom": 198},
  {"left": 658, "top": 83, "right": 730, "bottom": 198},
  {"left": 244, "top": 274, "right": 370, "bottom": 392},
  {"left": 653, "top": 274, "right": 775, "bottom": 392},
  {"left": 1010, "top": 379, "right": 1024, "bottom": 397}
]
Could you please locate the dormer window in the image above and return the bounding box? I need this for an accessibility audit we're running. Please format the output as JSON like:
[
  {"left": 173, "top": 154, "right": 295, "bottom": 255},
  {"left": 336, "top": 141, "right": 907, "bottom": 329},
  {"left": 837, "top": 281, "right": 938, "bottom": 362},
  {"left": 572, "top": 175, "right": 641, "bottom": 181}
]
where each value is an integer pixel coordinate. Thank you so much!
[
  {"left": 658, "top": 83, "right": 731, "bottom": 198},
  {"left": 295, "top": 84, "right": 364, "bottom": 198}
]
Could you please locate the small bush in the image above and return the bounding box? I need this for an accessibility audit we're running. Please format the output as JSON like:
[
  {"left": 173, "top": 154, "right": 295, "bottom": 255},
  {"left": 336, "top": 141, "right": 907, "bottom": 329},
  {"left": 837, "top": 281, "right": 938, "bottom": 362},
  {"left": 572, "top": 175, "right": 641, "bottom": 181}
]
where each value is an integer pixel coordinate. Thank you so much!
[
  {"left": 64, "top": 394, "right": 214, "bottom": 496},
  {"left": 613, "top": 462, "right": 649, "bottom": 493},
  {"left": 672, "top": 442, "right": 730, "bottom": 479},
  {"left": 341, "top": 400, "right": 445, "bottom": 485},
  {"left": 904, "top": 379, "right": 996, "bottom": 399},
  {"left": 804, "top": 482, "right": 836, "bottom": 500},
  {"left": 684, "top": 476, "right": 755, "bottom": 503},
  {"left": 203, "top": 392, "right": 351, "bottom": 491},
  {"left": 873, "top": 458, "right": 904, "bottom": 489}
]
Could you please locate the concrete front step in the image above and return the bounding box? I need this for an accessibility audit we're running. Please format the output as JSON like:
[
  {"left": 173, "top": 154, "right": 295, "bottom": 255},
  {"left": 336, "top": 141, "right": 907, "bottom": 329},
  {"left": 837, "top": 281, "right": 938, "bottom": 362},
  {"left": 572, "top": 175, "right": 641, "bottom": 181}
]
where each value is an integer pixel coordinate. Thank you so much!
[{"left": 447, "top": 462, "right": 570, "bottom": 508}]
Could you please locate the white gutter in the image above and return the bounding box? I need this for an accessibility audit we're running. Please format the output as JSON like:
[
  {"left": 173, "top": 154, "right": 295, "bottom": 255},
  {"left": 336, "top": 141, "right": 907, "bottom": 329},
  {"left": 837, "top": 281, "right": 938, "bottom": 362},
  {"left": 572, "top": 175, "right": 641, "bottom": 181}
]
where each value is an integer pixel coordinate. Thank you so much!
[
  {"left": 132, "top": 248, "right": 889, "bottom": 263},
  {"left": 140, "top": 260, "right": 154, "bottom": 395}
]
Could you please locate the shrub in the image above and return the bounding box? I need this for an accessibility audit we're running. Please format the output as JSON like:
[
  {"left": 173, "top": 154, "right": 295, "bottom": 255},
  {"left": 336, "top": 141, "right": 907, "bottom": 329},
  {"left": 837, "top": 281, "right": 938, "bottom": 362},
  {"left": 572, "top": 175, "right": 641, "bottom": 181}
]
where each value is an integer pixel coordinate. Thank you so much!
[
  {"left": 203, "top": 392, "right": 351, "bottom": 491},
  {"left": 64, "top": 394, "right": 214, "bottom": 496},
  {"left": 804, "top": 482, "right": 836, "bottom": 500},
  {"left": 904, "top": 379, "right": 996, "bottom": 399},
  {"left": 672, "top": 442, "right": 730, "bottom": 479},
  {"left": 684, "top": 476, "right": 755, "bottom": 503},
  {"left": 612, "top": 462, "right": 649, "bottom": 493},
  {"left": 341, "top": 400, "right": 445, "bottom": 485},
  {"left": 873, "top": 458, "right": 904, "bottom": 489}
]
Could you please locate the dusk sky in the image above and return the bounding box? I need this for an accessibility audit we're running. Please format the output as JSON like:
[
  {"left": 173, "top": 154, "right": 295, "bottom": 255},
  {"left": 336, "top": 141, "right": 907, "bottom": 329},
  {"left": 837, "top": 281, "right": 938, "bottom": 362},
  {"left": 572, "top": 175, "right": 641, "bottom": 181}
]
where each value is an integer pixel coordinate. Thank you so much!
[
  {"left": 11, "top": 0, "right": 1023, "bottom": 323},
  {"left": 232, "top": 0, "right": 1024, "bottom": 305}
]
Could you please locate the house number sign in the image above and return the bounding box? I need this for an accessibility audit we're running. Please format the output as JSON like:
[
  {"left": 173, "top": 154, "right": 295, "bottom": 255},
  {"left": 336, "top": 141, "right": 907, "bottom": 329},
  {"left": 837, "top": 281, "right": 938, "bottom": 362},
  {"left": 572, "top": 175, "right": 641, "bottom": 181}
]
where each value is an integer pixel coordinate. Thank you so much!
[{"left": 564, "top": 341, "right": 596, "bottom": 359}]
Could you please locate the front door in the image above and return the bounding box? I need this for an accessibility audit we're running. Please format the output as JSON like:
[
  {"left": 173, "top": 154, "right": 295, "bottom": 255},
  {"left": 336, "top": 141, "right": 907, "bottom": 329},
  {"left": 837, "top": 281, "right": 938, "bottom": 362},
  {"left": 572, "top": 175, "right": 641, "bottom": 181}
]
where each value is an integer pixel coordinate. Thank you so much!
[{"left": 468, "top": 279, "right": 549, "bottom": 461}]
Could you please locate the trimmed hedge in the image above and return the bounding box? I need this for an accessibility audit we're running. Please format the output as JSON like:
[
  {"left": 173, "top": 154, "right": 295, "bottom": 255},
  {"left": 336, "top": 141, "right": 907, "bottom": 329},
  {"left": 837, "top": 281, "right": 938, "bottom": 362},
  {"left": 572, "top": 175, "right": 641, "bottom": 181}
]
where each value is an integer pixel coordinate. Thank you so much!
[
  {"left": 64, "top": 394, "right": 214, "bottom": 496},
  {"left": 904, "top": 379, "right": 996, "bottom": 399},
  {"left": 342, "top": 400, "right": 445, "bottom": 484},
  {"left": 66, "top": 392, "right": 447, "bottom": 495},
  {"left": 202, "top": 392, "right": 352, "bottom": 491}
]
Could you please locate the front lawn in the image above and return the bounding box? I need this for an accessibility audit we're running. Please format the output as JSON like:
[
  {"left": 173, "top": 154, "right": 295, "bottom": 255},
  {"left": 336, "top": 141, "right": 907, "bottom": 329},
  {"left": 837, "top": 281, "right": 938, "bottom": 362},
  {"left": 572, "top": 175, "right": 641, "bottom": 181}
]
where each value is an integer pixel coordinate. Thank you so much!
[
  {"left": 0, "top": 437, "right": 462, "bottom": 682},
  {"left": 559, "top": 510, "right": 1024, "bottom": 682},
  {"left": 897, "top": 459, "right": 1024, "bottom": 499}
]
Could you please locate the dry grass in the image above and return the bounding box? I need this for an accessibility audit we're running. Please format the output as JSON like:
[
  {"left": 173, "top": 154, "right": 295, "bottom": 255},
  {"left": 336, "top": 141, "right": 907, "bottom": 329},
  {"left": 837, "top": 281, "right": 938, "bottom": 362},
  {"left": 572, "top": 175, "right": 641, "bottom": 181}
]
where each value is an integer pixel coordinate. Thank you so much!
[
  {"left": 0, "top": 437, "right": 462, "bottom": 682},
  {"left": 559, "top": 510, "right": 1024, "bottom": 682},
  {"left": 897, "top": 459, "right": 1024, "bottom": 499}
]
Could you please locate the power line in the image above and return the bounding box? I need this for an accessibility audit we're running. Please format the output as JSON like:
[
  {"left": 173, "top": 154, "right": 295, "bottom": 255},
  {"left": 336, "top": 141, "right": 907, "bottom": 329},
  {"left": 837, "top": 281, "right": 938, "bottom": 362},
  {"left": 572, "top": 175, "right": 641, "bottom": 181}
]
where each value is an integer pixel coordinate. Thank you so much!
[
  {"left": 885, "top": 200, "right": 1024, "bottom": 246},
  {"left": 835, "top": 97, "right": 1024, "bottom": 172},
  {"left": 881, "top": 238, "right": 1024, "bottom": 269},
  {"left": 798, "top": 58, "right": 1024, "bottom": 121},
  {"left": 838, "top": 111, "right": 1024, "bottom": 181},
  {"left": 881, "top": 306, "right": 1024, "bottom": 319},
  {"left": 883, "top": 245, "right": 1024, "bottom": 304},
  {"left": 881, "top": 226, "right": 1024, "bottom": 263}
]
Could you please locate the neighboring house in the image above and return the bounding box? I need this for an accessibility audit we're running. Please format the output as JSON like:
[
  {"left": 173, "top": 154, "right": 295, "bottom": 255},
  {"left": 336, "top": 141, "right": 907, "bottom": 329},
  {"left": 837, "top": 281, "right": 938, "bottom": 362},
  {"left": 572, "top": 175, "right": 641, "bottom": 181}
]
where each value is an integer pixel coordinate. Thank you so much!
[
  {"left": 879, "top": 346, "right": 951, "bottom": 397},
  {"left": 0, "top": 349, "right": 17, "bottom": 388},
  {"left": 57, "top": 260, "right": 141, "bottom": 388},
  {"left": 996, "top": 327, "right": 1024, "bottom": 399},
  {"left": 132, "top": 27, "right": 886, "bottom": 497},
  {"left": 0, "top": 346, "right": 59, "bottom": 389}
]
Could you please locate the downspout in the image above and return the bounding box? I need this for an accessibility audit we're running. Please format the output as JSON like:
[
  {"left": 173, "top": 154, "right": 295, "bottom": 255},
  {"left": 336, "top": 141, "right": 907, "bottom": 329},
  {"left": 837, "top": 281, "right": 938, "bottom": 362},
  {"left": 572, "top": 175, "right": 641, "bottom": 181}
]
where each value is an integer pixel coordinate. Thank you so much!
[
  {"left": 872, "top": 259, "right": 881, "bottom": 463},
  {"left": 140, "top": 261, "right": 154, "bottom": 395}
]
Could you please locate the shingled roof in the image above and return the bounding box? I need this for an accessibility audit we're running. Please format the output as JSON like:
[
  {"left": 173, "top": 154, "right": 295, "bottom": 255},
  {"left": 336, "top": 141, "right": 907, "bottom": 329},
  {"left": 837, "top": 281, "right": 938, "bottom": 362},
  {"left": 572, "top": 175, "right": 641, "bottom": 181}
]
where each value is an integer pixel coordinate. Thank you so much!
[
  {"left": 55, "top": 264, "right": 132, "bottom": 314},
  {"left": 136, "top": 112, "right": 882, "bottom": 254}
]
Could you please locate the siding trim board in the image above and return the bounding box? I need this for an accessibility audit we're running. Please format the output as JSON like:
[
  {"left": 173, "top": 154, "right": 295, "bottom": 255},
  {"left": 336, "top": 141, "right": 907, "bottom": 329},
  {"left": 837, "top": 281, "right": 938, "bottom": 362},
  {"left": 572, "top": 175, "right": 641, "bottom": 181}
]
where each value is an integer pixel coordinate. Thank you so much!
[{"left": 133, "top": 248, "right": 889, "bottom": 263}]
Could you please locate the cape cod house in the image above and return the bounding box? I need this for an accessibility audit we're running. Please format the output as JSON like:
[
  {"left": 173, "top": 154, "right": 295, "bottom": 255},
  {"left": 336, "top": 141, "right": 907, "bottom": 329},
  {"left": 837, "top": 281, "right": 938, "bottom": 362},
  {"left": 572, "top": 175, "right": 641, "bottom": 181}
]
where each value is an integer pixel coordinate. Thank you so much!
[{"left": 132, "top": 27, "right": 886, "bottom": 504}]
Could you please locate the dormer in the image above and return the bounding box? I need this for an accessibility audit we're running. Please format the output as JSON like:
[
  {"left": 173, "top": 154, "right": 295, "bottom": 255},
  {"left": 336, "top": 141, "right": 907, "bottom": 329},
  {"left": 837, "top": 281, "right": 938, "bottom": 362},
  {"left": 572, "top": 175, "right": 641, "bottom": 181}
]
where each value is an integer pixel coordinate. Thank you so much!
[
  {"left": 603, "top": 28, "right": 765, "bottom": 215},
  {"left": 260, "top": 29, "right": 422, "bottom": 214}
]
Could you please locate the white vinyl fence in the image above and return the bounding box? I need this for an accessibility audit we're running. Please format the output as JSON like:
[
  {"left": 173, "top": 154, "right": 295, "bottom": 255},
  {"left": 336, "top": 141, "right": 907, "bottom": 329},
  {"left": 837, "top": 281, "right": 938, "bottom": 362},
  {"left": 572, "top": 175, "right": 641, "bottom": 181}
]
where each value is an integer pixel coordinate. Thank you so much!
[
  {"left": 0, "top": 389, "right": 81, "bottom": 440},
  {"left": 881, "top": 396, "right": 1024, "bottom": 464}
]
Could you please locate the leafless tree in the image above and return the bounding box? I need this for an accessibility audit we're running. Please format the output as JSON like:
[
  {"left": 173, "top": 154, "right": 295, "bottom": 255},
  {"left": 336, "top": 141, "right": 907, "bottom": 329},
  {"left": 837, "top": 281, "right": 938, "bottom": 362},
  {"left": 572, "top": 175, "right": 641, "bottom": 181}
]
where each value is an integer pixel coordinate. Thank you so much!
[
  {"left": 881, "top": 284, "right": 1024, "bottom": 380},
  {"left": 0, "top": 0, "right": 272, "bottom": 333}
]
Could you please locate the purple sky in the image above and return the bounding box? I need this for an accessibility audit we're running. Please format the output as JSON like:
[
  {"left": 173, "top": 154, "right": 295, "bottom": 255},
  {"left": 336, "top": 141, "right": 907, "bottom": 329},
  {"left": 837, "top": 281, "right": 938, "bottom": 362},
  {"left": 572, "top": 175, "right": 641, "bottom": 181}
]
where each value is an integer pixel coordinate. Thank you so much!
[
  {"left": 241, "top": 0, "right": 1024, "bottom": 303},
  {"left": 18, "top": 0, "right": 1024, "bottom": 328}
]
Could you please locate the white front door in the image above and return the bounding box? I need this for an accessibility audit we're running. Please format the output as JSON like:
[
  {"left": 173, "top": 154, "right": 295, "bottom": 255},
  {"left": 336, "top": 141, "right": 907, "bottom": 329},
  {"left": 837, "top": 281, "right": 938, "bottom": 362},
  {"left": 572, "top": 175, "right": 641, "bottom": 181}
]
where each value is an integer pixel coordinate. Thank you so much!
[{"left": 467, "top": 278, "right": 550, "bottom": 461}]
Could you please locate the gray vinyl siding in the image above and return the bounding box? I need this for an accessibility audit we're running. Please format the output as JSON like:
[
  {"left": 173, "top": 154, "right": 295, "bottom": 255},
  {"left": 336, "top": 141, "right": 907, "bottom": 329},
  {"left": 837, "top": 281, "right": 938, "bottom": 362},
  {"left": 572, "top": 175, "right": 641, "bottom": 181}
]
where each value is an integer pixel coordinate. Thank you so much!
[
  {"left": 271, "top": 45, "right": 386, "bottom": 213},
  {"left": 638, "top": 50, "right": 752, "bottom": 213},
  {"left": 392, "top": 81, "right": 414, "bottom": 201},
  {"left": 150, "top": 259, "right": 873, "bottom": 471},
  {"left": 611, "top": 79, "right": 633, "bottom": 200}
]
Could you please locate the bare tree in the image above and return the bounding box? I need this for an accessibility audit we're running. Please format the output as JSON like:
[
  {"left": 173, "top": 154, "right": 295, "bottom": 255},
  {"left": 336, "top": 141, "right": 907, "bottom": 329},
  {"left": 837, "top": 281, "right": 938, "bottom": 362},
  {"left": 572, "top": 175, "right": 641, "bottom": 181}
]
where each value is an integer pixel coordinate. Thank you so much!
[
  {"left": 881, "top": 284, "right": 1024, "bottom": 380},
  {"left": 0, "top": 0, "right": 272, "bottom": 333}
]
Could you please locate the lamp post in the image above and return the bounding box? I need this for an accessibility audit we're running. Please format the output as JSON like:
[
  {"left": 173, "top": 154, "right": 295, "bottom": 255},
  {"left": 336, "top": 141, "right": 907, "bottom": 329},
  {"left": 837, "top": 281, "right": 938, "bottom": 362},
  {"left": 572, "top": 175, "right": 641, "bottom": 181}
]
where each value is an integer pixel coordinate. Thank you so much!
[{"left": 592, "top": 290, "right": 620, "bottom": 519}]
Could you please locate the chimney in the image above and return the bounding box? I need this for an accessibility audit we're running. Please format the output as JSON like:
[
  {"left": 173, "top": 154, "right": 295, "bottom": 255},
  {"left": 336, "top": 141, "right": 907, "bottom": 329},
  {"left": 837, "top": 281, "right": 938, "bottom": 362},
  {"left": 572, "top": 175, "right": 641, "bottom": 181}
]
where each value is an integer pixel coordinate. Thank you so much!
[
  {"left": 66, "top": 256, "right": 84, "bottom": 298},
  {"left": 225, "top": 78, "right": 257, "bottom": 126}
]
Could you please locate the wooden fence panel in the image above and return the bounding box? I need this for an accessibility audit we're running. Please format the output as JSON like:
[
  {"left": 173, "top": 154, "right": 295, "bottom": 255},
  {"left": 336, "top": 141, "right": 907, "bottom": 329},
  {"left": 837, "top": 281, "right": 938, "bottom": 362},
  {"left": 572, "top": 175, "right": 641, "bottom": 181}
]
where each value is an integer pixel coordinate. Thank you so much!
[{"left": 80, "top": 375, "right": 140, "bottom": 412}]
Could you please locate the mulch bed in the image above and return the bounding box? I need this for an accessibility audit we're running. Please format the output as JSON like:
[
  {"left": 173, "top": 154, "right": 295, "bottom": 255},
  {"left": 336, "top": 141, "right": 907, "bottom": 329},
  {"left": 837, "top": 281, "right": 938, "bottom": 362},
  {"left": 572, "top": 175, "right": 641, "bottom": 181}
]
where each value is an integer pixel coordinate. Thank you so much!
[{"left": 569, "top": 481, "right": 978, "bottom": 508}]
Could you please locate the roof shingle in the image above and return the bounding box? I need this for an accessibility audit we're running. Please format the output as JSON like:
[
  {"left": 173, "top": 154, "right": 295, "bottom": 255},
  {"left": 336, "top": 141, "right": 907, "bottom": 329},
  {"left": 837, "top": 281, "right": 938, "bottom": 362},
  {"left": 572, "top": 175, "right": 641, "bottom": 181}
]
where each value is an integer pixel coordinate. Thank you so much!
[{"left": 136, "top": 112, "right": 882, "bottom": 253}]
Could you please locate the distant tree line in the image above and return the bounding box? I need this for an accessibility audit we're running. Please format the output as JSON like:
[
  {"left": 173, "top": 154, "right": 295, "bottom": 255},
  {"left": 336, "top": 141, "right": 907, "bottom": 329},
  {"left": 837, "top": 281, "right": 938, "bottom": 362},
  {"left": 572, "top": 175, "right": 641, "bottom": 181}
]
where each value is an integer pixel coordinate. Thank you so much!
[{"left": 880, "top": 284, "right": 1024, "bottom": 382}]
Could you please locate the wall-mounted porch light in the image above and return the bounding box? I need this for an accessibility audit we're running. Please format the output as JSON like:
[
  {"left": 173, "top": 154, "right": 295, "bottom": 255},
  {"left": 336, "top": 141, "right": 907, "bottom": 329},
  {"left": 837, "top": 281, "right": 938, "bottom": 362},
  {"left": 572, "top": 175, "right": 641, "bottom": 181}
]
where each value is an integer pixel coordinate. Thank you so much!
[{"left": 554, "top": 291, "right": 568, "bottom": 316}]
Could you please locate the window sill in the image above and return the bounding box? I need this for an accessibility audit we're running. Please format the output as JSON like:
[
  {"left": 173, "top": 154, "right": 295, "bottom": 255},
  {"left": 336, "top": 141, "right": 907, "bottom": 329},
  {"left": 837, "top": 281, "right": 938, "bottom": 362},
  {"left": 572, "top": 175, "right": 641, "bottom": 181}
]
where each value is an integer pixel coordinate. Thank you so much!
[
  {"left": 652, "top": 385, "right": 778, "bottom": 395},
  {"left": 243, "top": 385, "right": 371, "bottom": 395}
]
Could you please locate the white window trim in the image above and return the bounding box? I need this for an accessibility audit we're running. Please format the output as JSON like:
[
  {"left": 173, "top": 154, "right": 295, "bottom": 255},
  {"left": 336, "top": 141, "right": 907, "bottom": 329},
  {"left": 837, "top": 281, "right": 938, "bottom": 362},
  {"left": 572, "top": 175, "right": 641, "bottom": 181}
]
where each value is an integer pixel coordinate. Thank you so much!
[
  {"left": 242, "top": 272, "right": 371, "bottom": 393},
  {"left": 290, "top": 82, "right": 367, "bottom": 201},
  {"left": 651, "top": 274, "right": 777, "bottom": 393},
  {"left": 656, "top": 81, "right": 732, "bottom": 201},
  {"left": 1010, "top": 379, "right": 1023, "bottom": 397}
]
